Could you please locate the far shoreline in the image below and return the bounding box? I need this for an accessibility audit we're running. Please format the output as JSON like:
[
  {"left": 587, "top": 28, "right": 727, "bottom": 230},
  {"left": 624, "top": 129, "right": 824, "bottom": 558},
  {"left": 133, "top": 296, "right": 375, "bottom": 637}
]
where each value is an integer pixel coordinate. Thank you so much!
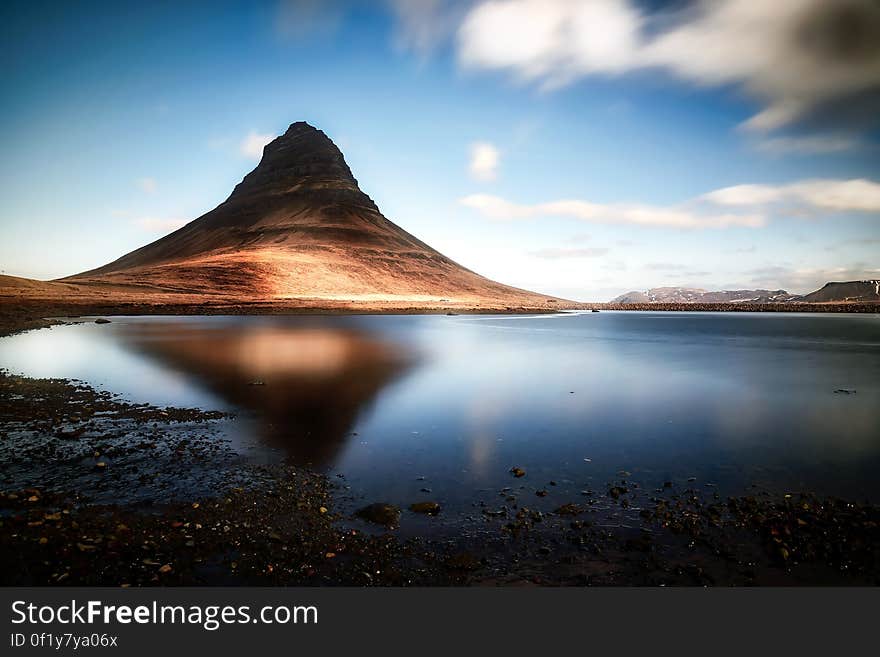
[
  {"left": 2, "top": 298, "right": 879, "bottom": 339},
  {"left": 594, "top": 301, "right": 880, "bottom": 313}
]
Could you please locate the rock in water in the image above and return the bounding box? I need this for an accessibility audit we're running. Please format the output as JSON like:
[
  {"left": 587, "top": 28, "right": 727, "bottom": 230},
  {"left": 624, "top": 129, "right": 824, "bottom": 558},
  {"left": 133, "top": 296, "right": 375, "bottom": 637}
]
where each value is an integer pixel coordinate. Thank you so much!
[
  {"left": 355, "top": 503, "right": 400, "bottom": 527},
  {"left": 409, "top": 502, "right": 441, "bottom": 515}
]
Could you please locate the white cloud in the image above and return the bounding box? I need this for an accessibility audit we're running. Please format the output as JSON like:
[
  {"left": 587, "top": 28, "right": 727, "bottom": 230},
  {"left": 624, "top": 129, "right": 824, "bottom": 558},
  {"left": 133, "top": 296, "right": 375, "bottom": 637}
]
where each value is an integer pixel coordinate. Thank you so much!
[
  {"left": 468, "top": 142, "right": 500, "bottom": 181},
  {"left": 133, "top": 217, "right": 188, "bottom": 233},
  {"left": 461, "top": 177, "right": 880, "bottom": 230},
  {"left": 240, "top": 132, "right": 274, "bottom": 159},
  {"left": 459, "top": 0, "right": 642, "bottom": 88},
  {"left": 454, "top": 0, "right": 880, "bottom": 132},
  {"left": 753, "top": 134, "right": 860, "bottom": 155},
  {"left": 529, "top": 247, "right": 609, "bottom": 259},
  {"left": 704, "top": 179, "right": 880, "bottom": 212},
  {"left": 136, "top": 177, "right": 157, "bottom": 193},
  {"left": 460, "top": 193, "right": 764, "bottom": 229}
]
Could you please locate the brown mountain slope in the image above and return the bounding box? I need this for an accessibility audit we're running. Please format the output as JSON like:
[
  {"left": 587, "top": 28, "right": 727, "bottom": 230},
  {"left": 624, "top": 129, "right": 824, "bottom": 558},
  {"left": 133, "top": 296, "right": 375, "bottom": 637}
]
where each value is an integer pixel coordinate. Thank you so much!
[
  {"left": 64, "top": 122, "right": 562, "bottom": 308},
  {"left": 800, "top": 280, "right": 880, "bottom": 303}
]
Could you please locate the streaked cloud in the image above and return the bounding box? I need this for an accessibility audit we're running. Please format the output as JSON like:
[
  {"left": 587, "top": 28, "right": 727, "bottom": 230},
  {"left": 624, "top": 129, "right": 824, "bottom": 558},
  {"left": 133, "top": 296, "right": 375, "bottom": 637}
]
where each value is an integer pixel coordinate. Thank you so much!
[
  {"left": 753, "top": 134, "right": 861, "bottom": 155},
  {"left": 240, "top": 132, "right": 274, "bottom": 159},
  {"left": 461, "top": 177, "right": 880, "bottom": 230},
  {"left": 459, "top": 193, "right": 764, "bottom": 229},
  {"left": 133, "top": 217, "right": 188, "bottom": 233},
  {"left": 529, "top": 246, "right": 609, "bottom": 259},
  {"left": 703, "top": 179, "right": 880, "bottom": 212},
  {"left": 468, "top": 142, "right": 500, "bottom": 181}
]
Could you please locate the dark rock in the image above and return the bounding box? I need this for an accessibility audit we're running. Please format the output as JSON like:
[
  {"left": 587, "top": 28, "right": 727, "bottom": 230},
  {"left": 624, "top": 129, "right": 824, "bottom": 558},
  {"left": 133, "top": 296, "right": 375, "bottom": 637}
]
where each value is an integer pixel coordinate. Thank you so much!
[
  {"left": 409, "top": 501, "right": 441, "bottom": 515},
  {"left": 608, "top": 486, "right": 627, "bottom": 499},
  {"left": 355, "top": 503, "right": 400, "bottom": 527},
  {"left": 554, "top": 503, "right": 581, "bottom": 516}
]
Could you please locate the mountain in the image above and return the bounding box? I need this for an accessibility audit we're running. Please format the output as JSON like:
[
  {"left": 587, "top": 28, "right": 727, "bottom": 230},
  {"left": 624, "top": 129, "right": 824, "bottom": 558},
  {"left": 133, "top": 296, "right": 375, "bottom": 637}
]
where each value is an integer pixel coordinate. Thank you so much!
[
  {"left": 800, "top": 280, "right": 880, "bottom": 303},
  {"left": 611, "top": 287, "right": 800, "bottom": 304},
  {"left": 62, "top": 122, "right": 561, "bottom": 309}
]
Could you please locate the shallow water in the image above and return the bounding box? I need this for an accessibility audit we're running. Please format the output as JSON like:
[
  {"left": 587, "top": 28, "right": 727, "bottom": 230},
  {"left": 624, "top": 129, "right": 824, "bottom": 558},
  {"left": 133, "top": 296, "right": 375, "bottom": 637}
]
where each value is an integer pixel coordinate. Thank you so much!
[{"left": 2, "top": 312, "right": 879, "bottom": 521}]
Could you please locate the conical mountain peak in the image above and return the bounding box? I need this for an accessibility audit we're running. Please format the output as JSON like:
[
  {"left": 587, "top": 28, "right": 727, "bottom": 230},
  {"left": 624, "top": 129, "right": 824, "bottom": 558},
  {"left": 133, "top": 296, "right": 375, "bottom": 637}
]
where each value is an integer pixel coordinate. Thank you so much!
[
  {"left": 228, "top": 121, "right": 375, "bottom": 211},
  {"left": 65, "top": 121, "right": 559, "bottom": 309}
]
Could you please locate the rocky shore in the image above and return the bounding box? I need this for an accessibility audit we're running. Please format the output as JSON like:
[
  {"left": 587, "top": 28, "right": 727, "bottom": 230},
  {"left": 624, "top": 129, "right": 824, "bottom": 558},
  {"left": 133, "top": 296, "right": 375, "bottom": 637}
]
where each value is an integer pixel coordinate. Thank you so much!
[{"left": 1, "top": 316, "right": 878, "bottom": 586}]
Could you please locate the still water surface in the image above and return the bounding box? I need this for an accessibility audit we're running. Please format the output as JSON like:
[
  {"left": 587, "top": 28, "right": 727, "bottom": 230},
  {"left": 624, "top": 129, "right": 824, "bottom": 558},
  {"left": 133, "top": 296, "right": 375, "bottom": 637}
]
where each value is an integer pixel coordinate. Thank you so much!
[{"left": 2, "top": 312, "right": 879, "bottom": 516}]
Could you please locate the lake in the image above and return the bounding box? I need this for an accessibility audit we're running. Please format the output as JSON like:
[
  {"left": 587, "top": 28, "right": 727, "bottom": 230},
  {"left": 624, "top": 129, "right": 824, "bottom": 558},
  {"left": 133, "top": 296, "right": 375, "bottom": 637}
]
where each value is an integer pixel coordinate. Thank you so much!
[{"left": 2, "top": 311, "right": 879, "bottom": 532}]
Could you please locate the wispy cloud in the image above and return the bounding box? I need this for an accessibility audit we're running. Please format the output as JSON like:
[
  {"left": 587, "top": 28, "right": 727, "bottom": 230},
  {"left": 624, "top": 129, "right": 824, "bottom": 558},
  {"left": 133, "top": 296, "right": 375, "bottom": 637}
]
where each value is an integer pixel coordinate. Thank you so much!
[
  {"left": 724, "top": 245, "right": 757, "bottom": 254},
  {"left": 240, "top": 132, "right": 274, "bottom": 159},
  {"left": 462, "top": 178, "right": 880, "bottom": 230},
  {"left": 468, "top": 141, "right": 500, "bottom": 181},
  {"left": 136, "top": 177, "right": 157, "bottom": 194},
  {"left": 753, "top": 134, "right": 861, "bottom": 155},
  {"left": 703, "top": 179, "right": 880, "bottom": 212},
  {"left": 459, "top": 193, "right": 764, "bottom": 229},
  {"left": 133, "top": 217, "right": 188, "bottom": 233},
  {"left": 529, "top": 247, "right": 609, "bottom": 259},
  {"left": 388, "top": 0, "right": 471, "bottom": 55}
]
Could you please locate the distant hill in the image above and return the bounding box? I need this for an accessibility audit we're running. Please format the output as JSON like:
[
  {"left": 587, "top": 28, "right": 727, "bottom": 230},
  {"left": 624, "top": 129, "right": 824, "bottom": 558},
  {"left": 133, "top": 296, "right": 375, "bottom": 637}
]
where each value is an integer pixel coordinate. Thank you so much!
[
  {"left": 800, "top": 280, "right": 880, "bottom": 303},
  {"left": 611, "top": 287, "right": 799, "bottom": 304},
  {"left": 612, "top": 281, "right": 880, "bottom": 304}
]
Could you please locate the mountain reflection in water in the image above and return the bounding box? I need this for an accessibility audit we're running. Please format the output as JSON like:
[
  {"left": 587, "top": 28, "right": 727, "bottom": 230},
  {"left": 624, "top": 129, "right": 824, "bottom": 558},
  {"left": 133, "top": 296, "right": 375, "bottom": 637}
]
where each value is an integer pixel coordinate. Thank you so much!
[
  {"left": 2, "top": 312, "right": 878, "bottom": 506},
  {"left": 119, "top": 322, "right": 413, "bottom": 466}
]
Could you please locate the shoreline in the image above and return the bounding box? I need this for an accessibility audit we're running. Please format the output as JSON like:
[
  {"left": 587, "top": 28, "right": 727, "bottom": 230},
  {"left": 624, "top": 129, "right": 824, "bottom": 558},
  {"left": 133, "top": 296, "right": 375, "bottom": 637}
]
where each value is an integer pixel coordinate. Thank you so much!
[
  {"left": 596, "top": 301, "right": 880, "bottom": 313},
  {"left": 1, "top": 314, "right": 878, "bottom": 586},
  {"left": 2, "top": 298, "right": 878, "bottom": 340}
]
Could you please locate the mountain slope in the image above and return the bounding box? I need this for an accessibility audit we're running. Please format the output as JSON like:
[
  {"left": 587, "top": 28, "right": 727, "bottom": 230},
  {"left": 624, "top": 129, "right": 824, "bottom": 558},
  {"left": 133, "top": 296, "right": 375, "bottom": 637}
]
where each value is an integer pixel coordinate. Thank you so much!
[
  {"left": 800, "top": 280, "right": 880, "bottom": 303},
  {"left": 65, "top": 122, "right": 561, "bottom": 307}
]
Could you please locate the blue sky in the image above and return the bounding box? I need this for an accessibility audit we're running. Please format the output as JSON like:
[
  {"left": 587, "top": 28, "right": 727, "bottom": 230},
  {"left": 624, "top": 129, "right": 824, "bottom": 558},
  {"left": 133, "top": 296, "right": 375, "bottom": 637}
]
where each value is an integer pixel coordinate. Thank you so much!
[{"left": 1, "top": 0, "right": 878, "bottom": 300}]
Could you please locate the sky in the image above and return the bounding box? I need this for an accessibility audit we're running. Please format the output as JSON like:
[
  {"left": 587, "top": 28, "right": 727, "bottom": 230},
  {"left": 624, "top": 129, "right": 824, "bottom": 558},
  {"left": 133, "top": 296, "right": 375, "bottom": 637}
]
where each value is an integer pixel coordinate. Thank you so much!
[{"left": 1, "top": 0, "right": 879, "bottom": 301}]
